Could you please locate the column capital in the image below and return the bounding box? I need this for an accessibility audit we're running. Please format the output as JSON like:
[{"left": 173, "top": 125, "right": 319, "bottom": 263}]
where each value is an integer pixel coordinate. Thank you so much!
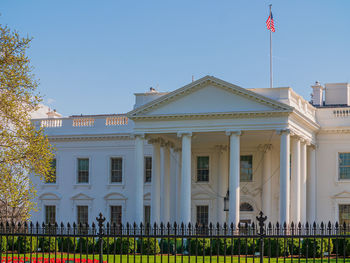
[
  {"left": 177, "top": 131, "right": 192, "bottom": 138},
  {"left": 225, "top": 130, "right": 242, "bottom": 136},
  {"left": 147, "top": 138, "right": 161, "bottom": 145},
  {"left": 276, "top": 128, "right": 290, "bottom": 135},
  {"left": 215, "top": 145, "right": 228, "bottom": 152}
]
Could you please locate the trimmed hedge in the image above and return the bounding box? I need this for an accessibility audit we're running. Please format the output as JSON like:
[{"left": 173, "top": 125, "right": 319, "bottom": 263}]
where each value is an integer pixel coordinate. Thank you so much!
[
  {"left": 39, "top": 237, "right": 59, "bottom": 252},
  {"left": 301, "top": 238, "right": 333, "bottom": 257},
  {"left": 16, "top": 236, "right": 38, "bottom": 253},
  {"left": 58, "top": 237, "right": 78, "bottom": 252},
  {"left": 137, "top": 238, "right": 160, "bottom": 255},
  {"left": 76, "top": 237, "right": 95, "bottom": 253},
  {"left": 0, "top": 236, "right": 7, "bottom": 252},
  {"left": 115, "top": 238, "right": 137, "bottom": 254},
  {"left": 211, "top": 238, "right": 233, "bottom": 255},
  {"left": 188, "top": 238, "right": 210, "bottom": 255},
  {"left": 159, "top": 239, "right": 182, "bottom": 254}
]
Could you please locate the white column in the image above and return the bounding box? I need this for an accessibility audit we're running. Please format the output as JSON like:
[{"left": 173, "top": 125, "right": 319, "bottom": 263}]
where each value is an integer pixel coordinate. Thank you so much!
[
  {"left": 291, "top": 138, "right": 301, "bottom": 223},
  {"left": 307, "top": 146, "right": 316, "bottom": 222},
  {"left": 279, "top": 129, "right": 290, "bottom": 224},
  {"left": 161, "top": 145, "right": 171, "bottom": 223},
  {"left": 175, "top": 149, "right": 182, "bottom": 223},
  {"left": 151, "top": 141, "right": 161, "bottom": 224},
  {"left": 262, "top": 144, "right": 272, "bottom": 219},
  {"left": 227, "top": 131, "right": 241, "bottom": 225},
  {"left": 179, "top": 133, "right": 192, "bottom": 224},
  {"left": 300, "top": 141, "right": 307, "bottom": 223},
  {"left": 169, "top": 148, "right": 177, "bottom": 223},
  {"left": 217, "top": 146, "right": 228, "bottom": 224},
  {"left": 134, "top": 134, "right": 144, "bottom": 224}
]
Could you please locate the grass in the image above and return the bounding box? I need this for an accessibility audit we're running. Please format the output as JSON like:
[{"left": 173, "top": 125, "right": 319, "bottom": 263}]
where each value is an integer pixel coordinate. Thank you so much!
[{"left": 1, "top": 253, "right": 350, "bottom": 263}]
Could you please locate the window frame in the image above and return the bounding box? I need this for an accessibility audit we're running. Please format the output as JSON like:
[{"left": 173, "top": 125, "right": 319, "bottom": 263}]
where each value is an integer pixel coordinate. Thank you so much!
[
  {"left": 338, "top": 204, "right": 350, "bottom": 226},
  {"left": 196, "top": 205, "right": 209, "bottom": 226},
  {"left": 77, "top": 205, "right": 89, "bottom": 225},
  {"left": 77, "top": 158, "right": 90, "bottom": 184},
  {"left": 110, "top": 157, "right": 123, "bottom": 184},
  {"left": 196, "top": 155, "right": 210, "bottom": 183},
  {"left": 45, "top": 205, "right": 56, "bottom": 224},
  {"left": 240, "top": 154, "right": 253, "bottom": 182},
  {"left": 338, "top": 152, "right": 350, "bottom": 181},
  {"left": 144, "top": 156, "right": 152, "bottom": 183},
  {"left": 144, "top": 205, "right": 151, "bottom": 225},
  {"left": 110, "top": 205, "right": 122, "bottom": 226}
]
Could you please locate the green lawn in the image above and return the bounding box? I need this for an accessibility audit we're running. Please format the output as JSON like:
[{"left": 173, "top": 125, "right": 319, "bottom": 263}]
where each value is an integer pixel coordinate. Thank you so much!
[{"left": 1, "top": 253, "right": 350, "bottom": 263}]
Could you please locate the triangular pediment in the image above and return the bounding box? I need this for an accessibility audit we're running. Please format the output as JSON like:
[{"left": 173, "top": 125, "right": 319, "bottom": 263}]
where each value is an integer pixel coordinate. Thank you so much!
[
  {"left": 128, "top": 76, "right": 292, "bottom": 119},
  {"left": 332, "top": 191, "right": 350, "bottom": 199},
  {"left": 71, "top": 193, "right": 93, "bottom": 200}
]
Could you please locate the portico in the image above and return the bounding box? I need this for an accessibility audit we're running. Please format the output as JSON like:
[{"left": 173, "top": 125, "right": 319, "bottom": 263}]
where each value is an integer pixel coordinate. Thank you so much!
[{"left": 127, "top": 76, "right": 319, "bottom": 225}]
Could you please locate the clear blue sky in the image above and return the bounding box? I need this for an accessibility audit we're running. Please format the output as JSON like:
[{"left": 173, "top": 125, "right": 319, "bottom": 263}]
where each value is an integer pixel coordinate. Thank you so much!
[{"left": 2, "top": 0, "right": 350, "bottom": 116}]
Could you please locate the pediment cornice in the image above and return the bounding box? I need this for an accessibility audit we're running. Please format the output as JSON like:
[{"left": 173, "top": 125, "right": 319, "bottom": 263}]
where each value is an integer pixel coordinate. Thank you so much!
[
  {"left": 127, "top": 76, "right": 293, "bottom": 119},
  {"left": 131, "top": 110, "right": 291, "bottom": 121}
]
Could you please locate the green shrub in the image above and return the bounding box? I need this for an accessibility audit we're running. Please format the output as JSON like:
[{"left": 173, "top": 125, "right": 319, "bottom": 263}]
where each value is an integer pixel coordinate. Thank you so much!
[
  {"left": 6, "top": 236, "right": 18, "bottom": 251},
  {"left": 287, "top": 238, "right": 301, "bottom": 256},
  {"left": 114, "top": 238, "right": 137, "bottom": 254},
  {"left": 77, "top": 237, "right": 95, "bottom": 253},
  {"left": 188, "top": 238, "right": 210, "bottom": 255},
  {"left": 159, "top": 238, "right": 183, "bottom": 254},
  {"left": 39, "top": 236, "right": 59, "bottom": 252},
  {"left": 94, "top": 237, "right": 116, "bottom": 254},
  {"left": 211, "top": 238, "right": 233, "bottom": 255},
  {"left": 58, "top": 237, "right": 78, "bottom": 252},
  {"left": 16, "top": 236, "right": 37, "bottom": 253},
  {"left": 233, "top": 238, "right": 256, "bottom": 255},
  {"left": 0, "top": 236, "right": 7, "bottom": 252},
  {"left": 332, "top": 238, "right": 350, "bottom": 256},
  {"left": 302, "top": 238, "right": 333, "bottom": 257},
  {"left": 263, "top": 238, "right": 288, "bottom": 257},
  {"left": 137, "top": 238, "right": 160, "bottom": 255}
]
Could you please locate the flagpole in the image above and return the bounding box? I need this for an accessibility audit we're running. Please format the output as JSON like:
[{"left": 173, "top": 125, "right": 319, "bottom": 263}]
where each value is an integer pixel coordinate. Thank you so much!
[{"left": 269, "top": 4, "right": 273, "bottom": 89}]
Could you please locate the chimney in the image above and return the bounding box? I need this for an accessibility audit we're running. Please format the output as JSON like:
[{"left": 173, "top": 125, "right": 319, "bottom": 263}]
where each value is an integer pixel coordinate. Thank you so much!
[{"left": 311, "top": 81, "right": 324, "bottom": 106}]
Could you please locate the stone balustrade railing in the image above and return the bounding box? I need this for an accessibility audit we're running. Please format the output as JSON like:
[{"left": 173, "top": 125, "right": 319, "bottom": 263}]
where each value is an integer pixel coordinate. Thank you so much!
[
  {"left": 333, "top": 109, "right": 350, "bottom": 118},
  {"left": 32, "top": 115, "right": 132, "bottom": 135}
]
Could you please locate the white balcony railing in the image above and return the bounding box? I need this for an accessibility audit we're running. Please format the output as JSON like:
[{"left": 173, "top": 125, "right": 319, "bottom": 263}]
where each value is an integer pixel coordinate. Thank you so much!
[{"left": 333, "top": 109, "right": 350, "bottom": 118}]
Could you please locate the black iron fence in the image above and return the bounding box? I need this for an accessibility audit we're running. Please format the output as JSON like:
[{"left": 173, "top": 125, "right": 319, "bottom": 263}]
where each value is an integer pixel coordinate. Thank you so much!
[{"left": 0, "top": 212, "right": 350, "bottom": 263}]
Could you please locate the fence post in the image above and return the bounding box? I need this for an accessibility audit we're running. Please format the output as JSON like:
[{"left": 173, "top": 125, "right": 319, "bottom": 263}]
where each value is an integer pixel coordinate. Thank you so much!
[
  {"left": 96, "top": 213, "right": 106, "bottom": 263},
  {"left": 256, "top": 211, "right": 267, "bottom": 263}
]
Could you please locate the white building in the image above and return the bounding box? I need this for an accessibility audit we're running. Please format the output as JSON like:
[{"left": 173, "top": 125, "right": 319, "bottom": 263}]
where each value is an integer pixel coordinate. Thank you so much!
[{"left": 30, "top": 76, "right": 350, "bottom": 226}]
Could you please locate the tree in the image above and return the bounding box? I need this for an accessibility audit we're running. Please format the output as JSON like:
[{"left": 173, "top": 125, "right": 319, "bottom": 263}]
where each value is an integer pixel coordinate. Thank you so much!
[{"left": 0, "top": 25, "right": 54, "bottom": 221}]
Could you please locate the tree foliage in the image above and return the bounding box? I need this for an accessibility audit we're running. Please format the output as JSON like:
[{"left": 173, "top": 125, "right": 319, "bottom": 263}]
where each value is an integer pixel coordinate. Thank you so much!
[{"left": 0, "top": 25, "right": 54, "bottom": 221}]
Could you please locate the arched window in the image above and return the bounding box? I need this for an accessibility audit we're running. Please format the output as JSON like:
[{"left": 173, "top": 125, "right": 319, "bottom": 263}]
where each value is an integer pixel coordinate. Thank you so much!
[{"left": 240, "top": 202, "right": 254, "bottom": 212}]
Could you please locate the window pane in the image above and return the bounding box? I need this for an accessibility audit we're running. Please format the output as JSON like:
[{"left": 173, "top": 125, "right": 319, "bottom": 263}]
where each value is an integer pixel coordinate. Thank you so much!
[
  {"left": 111, "top": 158, "right": 122, "bottom": 183},
  {"left": 339, "top": 153, "right": 350, "bottom": 180},
  {"left": 197, "top": 156, "right": 209, "bottom": 182},
  {"left": 45, "top": 205, "right": 56, "bottom": 224},
  {"left": 110, "top": 206, "right": 122, "bottom": 225},
  {"left": 144, "top": 157, "right": 152, "bottom": 183},
  {"left": 77, "top": 206, "right": 88, "bottom": 224},
  {"left": 78, "top": 159, "right": 89, "bottom": 183},
  {"left": 339, "top": 204, "right": 350, "bottom": 226},
  {"left": 45, "top": 159, "right": 56, "bottom": 183},
  {"left": 196, "top": 205, "right": 209, "bottom": 226},
  {"left": 240, "top": 155, "right": 253, "bottom": 182}
]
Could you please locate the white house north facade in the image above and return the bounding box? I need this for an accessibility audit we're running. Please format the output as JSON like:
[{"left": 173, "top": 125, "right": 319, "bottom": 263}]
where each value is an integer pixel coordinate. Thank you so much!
[{"left": 30, "top": 76, "right": 350, "bottom": 226}]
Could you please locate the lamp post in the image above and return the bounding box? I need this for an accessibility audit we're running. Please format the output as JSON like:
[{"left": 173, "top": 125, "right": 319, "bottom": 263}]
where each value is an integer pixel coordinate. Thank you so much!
[{"left": 224, "top": 190, "right": 229, "bottom": 211}]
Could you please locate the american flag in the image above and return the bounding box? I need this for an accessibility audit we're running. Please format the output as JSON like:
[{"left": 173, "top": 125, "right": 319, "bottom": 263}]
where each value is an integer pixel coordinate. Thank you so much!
[{"left": 266, "top": 12, "right": 275, "bottom": 32}]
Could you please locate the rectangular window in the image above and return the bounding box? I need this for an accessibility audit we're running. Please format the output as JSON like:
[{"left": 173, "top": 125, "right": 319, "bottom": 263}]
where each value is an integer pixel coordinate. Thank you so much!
[
  {"left": 77, "top": 158, "right": 89, "bottom": 183},
  {"left": 77, "top": 205, "right": 89, "bottom": 224},
  {"left": 45, "top": 159, "right": 56, "bottom": 184},
  {"left": 110, "top": 158, "right": 122, "bottom": 183},
  {"left": 110, "top": 206, "right": 122, "bottom": 225},
  {"left": 45, "top": 205, "right": 56, "bottom": 224},
  {"left": 196, "top": 205, "right": 209, "bottom": 226},
  {"left": 339, "top": 204, "right": 350, "bottom": 225},
  {"left": 240, "top": 155, "right": 253, "bottom": 182},
  {"left": 144, "top": 157, "right": 152, "bottom": 183},
  {"left": 197, "top": 156, "right": 209, "bottom": 182},
  {"left": 144, "top": 205, "right": 151, "bottom": 225},
  {"left": 339, "top": 153, "right": 350, "bottom": 180}
]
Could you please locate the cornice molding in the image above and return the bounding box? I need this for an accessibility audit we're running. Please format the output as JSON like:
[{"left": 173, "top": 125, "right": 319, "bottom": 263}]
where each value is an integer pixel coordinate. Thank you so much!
[
  {"left": 130, "top": 110, "right": 291, "bottom": 121},
  {"left": 319, "top": 128, "right": 350, "bottom": 134}
]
